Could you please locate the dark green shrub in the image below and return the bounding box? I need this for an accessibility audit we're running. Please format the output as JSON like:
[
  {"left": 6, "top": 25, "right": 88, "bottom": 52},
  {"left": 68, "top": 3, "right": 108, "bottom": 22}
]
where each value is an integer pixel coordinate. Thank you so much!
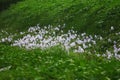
[{"left": 0, "top": 0, "right": 23, "bottom": 11}]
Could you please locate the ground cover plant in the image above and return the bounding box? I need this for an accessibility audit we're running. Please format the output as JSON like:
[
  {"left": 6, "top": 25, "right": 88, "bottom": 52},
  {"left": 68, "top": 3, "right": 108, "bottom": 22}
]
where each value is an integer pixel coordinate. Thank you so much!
[
  {"left": 0, "top": 44, "right": 120, "bottom": 80},
  {"left": 0, "top": 0, "right": 120, "bottom": 80}
]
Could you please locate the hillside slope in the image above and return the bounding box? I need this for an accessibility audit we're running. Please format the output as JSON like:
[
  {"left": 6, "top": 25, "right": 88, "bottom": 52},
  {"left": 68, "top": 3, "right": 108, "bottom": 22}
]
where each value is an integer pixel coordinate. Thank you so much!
[
  {"left": 0, "top": 0, "right": 120, "bottom": 35},
  {"left": 0, "top": 0, "right": 120, "bottom": 80}
]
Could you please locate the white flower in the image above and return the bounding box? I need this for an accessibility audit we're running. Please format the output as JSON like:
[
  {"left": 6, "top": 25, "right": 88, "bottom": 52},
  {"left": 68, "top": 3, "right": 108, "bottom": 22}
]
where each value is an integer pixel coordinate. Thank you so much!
[
  {"left": 111, "top": 26, "right": 114, "bottom": 30},
  {"left": 96, "top": 54, "right": 101, "bottom": 57},
  {"left": 70, "top": 42, "right": 76, "bottom": 47},
  {"left": 100, "top": 36, "right": 103, "bottom": 40},
  {"left": 84, "top": 39, "right": 88, "bottom": 43},
  {"left": 88, "top": 44, "right": 92, "bottom": 47},
  {"left": 83, "top": 43, "right": 88, "bottom": 49},
  {"left": 115, "top": 54, "right": 120, "bottom": 60},
  {"left": 89, "top": 35, "right": 93, "bottom": 39},
  {"left": 78, "top": 46, "right": 84, "bottom": 53},
  {"left": 7, "top": 38, "right": 12, "bottom": 42},
  {"left": 118, "top": 48, "right": 120, "bottom": 52},
  {"left": 74, "top": 47, "right": 84, "bottom": 53},
  {"left": 94, "top": 35, "right": 97, "bottom": 38},
  {"left": 54, "top": 27, "right": 59, "bottom": 31},
  {"left": 70, "top": 34, "right": 76, "bottom": 39},
  {"left": 76, "top": 39, "right": 83, "bottom": 44},
  {"left": 1, "top": 38, "right": 5, "bottom": 42},
  {"left": 92, "top": 40, "right": 96, "bottom": 44},
  {"left": 108, "top": 38, "right": 111, "bottom": 42},
  {"left": 113, "top": 41, "right": 117, "bottom": 44},
  {"left": 36, "top": 35, "right": 43, "bottom": 39},
  {"left": 87, "top": 38, "right": 91, "bottom": 42},
  {"left": 20, "top": 32, "right": 24, "bottom": 35},
  {"left": 81, "top": 33, "right": 86, "bottom": 36},
  {"left": 114, "top": 45, "right": 118, "bottom": 54}
]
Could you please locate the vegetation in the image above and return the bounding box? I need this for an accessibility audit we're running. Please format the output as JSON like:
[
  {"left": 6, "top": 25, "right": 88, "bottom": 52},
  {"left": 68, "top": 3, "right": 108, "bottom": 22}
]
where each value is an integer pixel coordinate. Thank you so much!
[
  {"left": 0, "top": 0, "right": 120, "bottom": 80},
  {"left": 0, "top": 0, "right": 120, "bottom": 35},
  {"left": 0, "top": 0, "right": 23, "bottom": 11},
  {"left": 0, "top": 44, "right": 120, "bottom": 80}
]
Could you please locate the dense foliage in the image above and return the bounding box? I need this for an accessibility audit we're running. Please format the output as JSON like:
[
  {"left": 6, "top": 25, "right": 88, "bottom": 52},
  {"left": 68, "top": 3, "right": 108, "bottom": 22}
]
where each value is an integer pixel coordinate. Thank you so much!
[
  {"left": 0, "top": 0, "right": 120, "bottom": 80},
  {"left": 0, "top": 44, "right": 120, "bottom": 80},
  {"left": 0, "top": 0, "right": 120, "bottom": 35},
  {"left": 0, "top": 0, "right": 23, "bottom": 11}
]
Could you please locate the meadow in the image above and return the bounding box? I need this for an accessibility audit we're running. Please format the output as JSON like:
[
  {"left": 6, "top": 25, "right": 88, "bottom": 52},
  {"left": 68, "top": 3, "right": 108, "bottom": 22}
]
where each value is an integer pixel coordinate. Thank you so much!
[{"left": 0, "top": 0, "right": 120, "bottom": 80}]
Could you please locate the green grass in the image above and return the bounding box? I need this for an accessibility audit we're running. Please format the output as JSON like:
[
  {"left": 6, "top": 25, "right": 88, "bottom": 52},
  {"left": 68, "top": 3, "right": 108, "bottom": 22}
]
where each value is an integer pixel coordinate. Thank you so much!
[
  {"left": 0, "top": 44, "right": 120, "bottom": 80},
  {"left": 0, "top": 0, "right": 120, "bottom": 35}
]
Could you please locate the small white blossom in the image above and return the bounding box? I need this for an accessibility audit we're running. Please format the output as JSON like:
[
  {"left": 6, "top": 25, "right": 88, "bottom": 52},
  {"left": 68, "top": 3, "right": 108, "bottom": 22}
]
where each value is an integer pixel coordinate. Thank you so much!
[
  {"left": 108, "top": 38, "right": 111, "bottom": 42},
  {"left": 70, "top": 42, "right": 76, "bottom": 47},
  {"left": 111, "top": 26, "right": 114, "bottom": 30}
]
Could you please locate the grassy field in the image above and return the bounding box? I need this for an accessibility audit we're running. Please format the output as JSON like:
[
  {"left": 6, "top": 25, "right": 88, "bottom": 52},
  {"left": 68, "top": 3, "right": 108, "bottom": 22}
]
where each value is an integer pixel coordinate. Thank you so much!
[
  {"left": 0, "top": 0, "right": 120, "bottom": 34},
  {"left": 0, "top": 44, "right": 120, "bottom": 80},
  {"left": 0, "top": 0, "right": 120, "bottom": 80}
]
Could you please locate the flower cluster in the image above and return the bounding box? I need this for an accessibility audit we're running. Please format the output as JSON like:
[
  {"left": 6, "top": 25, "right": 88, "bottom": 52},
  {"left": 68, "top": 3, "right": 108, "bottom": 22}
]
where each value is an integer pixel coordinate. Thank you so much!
[
  {"left": 0, "top": 30, "right": 14, "bottom": 43},
  {"left": 0, "top": 25, "right": 120, "bottom": 60},
  {"left": 11, "top": 24, "right": 101, "bottom": 53},
  {"left": 103, "top": 41, "right": 120, "bottom": 60}
]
